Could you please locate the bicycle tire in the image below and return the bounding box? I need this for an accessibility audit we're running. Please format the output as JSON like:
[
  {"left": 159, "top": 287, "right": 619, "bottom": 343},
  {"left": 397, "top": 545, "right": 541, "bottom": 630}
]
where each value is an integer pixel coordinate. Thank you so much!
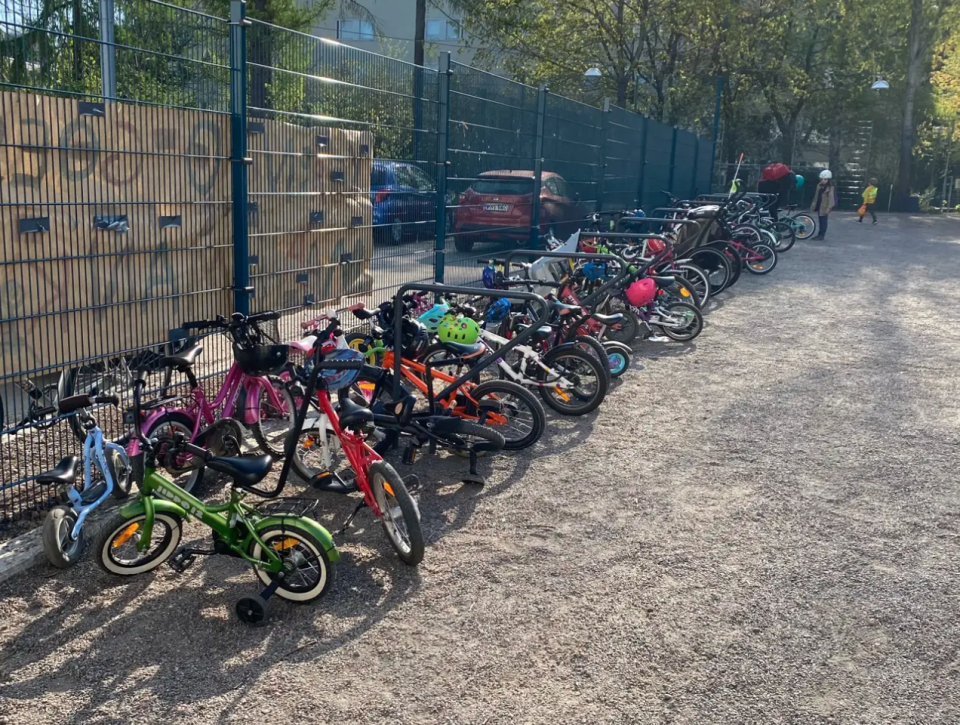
[
  {"left": 538, "top": 347, "right": 608, "bottom": 416},
  {"left": 744, "top": 243, "right": 777, "bottom": 275},
  {"left": 706, "top": 241, "right": 742, "bottom": 287},
  {"left": 468, "top": 379, "right": 546, "bottom": 450},
  {"left": 250, "top": 377, "right": 297, "bottom": 457},
  {"left": 431, "top": 416, "right": 505, "bottom": 453},
  {"left": 654, "top": 302, "right": 703, "bottom": 342},
  {"left": 105, "top": 447, "right": 133, "bottom": 500},
  {"left": 672, "top": 263, "right": 710, "bottom": 306},
  {"left": 96, "top": 511, "right": 183, "bottom": 576},
  {"left": 368, "top": 460, "right": 424, "bottom": 566},
  {"left": 596, "top": 302, "right": 640, "bottom": 344},
  {"left": 690, "top": 248, "right": 733, "bottom": 293},
  {"left": 770, "top": 221, "right": 796, "bottom": 252},
  {"left": 66, "top": 358, "right": 172, "bottom": 443},
  {"left": 560, "top": 325, "right": 611, "bottom": 379},
  {"left": 250, "top": 523, "right": 338, "bottom": 601},
  {"left": 142, "top": 412, "right": 202, "bottom": 494},
  {"left": 792, "top": 212, "right": 817, "bottom": 240},
  {"left": 42, "top": 506, "right": 84, "bottom": 569}
]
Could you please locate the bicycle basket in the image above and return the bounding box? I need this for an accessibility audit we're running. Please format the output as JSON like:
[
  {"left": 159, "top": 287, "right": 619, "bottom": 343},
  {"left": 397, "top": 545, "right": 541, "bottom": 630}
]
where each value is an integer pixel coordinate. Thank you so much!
[
  {"left": 233, "top": 343, "right": 290, "bottom": 376},
  {"left": 319, "top": 349, "right": 365, "bottom": 391}
]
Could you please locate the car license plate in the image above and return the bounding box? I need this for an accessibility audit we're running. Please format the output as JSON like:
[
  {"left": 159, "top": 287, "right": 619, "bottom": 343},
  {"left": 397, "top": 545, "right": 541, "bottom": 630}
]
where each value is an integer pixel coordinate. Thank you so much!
[{"left": 484, "top": 203, "right": 510, "bottom": 212}]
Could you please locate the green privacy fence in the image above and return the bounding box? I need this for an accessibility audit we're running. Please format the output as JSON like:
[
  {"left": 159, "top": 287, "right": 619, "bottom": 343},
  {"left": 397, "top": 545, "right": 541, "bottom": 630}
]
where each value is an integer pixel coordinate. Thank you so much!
[{"left": 0, "top": 0, "right": 713, "bottom": 525}]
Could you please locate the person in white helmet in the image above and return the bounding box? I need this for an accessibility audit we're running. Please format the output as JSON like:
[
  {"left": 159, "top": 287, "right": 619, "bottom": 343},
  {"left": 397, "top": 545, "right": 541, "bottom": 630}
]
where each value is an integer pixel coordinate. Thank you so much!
[{"left": 811, "top": 170, "right": 836, "bottom": 240}]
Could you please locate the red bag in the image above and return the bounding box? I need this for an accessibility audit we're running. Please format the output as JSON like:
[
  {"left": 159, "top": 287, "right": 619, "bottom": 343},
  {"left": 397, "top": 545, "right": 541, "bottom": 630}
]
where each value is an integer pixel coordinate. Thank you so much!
[{"left": 761, "top": 163, "right": 792, "bottom": 182}]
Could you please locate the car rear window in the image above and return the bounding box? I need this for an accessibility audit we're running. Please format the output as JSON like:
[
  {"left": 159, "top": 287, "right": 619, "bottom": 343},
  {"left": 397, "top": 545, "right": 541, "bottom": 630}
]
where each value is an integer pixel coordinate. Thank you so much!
[
  {"left": 372, "top": 167, "right": 389, "bottom": 187},
  {"left": 471, "top": 178, "right": 533, "bottom": 195}
]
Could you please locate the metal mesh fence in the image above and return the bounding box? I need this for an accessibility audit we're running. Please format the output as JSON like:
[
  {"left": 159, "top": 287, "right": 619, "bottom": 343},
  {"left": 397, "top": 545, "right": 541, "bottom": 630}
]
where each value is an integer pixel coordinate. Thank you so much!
[{"left": 0, "top": 1, "right": 715, "bottom": 531}]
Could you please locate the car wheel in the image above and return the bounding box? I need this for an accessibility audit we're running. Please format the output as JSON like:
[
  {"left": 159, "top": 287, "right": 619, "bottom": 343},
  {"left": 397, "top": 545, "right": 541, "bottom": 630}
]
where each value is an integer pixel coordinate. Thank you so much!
[{"left": 391, "top": 218, "right": 404, "bottom": 245}]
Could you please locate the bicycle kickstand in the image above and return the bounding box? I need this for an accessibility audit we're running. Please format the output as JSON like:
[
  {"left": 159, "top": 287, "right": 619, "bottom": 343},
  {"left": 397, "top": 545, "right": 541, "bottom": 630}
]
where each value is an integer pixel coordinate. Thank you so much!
[
  {"left": 461, "top": 448, "right": 486, "bottom": 486},
  {"left": 335, "top": 500, "right": 367, "bottom": 537}
]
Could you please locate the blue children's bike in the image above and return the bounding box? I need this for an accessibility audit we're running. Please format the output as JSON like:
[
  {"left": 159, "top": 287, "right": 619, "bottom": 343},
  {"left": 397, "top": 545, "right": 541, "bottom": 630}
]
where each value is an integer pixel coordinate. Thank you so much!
[{"left": 38, "top": 394, "right": 133, "bottom": 568}]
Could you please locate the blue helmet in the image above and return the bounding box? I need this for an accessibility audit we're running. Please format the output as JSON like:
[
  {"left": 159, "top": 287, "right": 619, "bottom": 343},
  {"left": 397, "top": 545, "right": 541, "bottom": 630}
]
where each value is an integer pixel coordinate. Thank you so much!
[
  {"left": 622, "top": 208, "right": 645, "bottom": 218},
  {"left": 581, "top": 262, "right": 607, "bottom": 281},
  {"left": 484, "top": 297, "right": 511, "bottom": 324},
  {"left": 795, "top": 174, "right": 805, "bottom": 190}
]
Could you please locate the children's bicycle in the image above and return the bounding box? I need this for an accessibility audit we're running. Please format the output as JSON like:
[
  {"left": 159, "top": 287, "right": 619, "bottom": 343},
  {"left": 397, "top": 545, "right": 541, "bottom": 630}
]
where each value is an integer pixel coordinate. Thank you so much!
[
  {"left": 36, "top": 394, "right": 133, "bottom": 568},
  {"left": 286, "top": 319, "right": 425, "bottom": 566},
  {"left": 96, "top": 373, "right": 339, "bottom": 626},
  {"left": 141, "top": 312, "right": 296, "bottom": 491}
]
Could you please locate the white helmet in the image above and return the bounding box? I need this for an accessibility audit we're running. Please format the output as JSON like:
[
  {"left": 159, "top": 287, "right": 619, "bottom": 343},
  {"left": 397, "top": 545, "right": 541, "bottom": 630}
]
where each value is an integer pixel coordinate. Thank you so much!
[{"left": 819, "top": 169, "right": 833, "bottom": 180}]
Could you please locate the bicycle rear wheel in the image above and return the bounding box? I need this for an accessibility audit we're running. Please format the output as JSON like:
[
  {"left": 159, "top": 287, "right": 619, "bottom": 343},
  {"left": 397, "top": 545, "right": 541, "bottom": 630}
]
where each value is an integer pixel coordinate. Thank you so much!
[
  {"left": 368, "top": 461, "right": 424, "bottom": 566},
  {"left": 250, "top": 523, "right": 337, "bottom": 601},
  {"left": 538, "top": 347, "right": 608, "bottom": 416},
  {"left": 792, "top": 212, "right": 817, "bottom": 239}
]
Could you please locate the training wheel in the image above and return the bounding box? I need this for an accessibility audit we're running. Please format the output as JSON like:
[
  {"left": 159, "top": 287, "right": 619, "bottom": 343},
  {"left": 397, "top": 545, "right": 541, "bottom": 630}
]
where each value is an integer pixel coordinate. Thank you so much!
[
  {"left": 461, "top": 473, "right": 486, "bottom": 486},
  {"left": 235, "top": 595, "right": 270, "bottom": 627}
]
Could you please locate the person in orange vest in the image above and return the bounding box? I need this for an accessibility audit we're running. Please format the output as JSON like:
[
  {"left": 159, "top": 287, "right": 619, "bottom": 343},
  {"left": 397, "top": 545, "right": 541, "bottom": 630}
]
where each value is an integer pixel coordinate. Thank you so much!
[{"left": 858, "top": 178, "right": 878, "bottom": 225}]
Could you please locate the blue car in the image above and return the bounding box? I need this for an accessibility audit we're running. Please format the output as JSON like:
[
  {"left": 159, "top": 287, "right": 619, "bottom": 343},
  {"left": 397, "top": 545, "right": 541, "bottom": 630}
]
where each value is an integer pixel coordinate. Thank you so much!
[{"left": 372, "top": 161, "right": 451, "bottom": 244}]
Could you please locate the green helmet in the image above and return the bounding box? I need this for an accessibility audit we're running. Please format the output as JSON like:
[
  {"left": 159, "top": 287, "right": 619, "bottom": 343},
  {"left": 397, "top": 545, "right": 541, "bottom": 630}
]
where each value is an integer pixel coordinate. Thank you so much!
[{"left": 437, "top": 315, "right": 481, "bottom": 344}]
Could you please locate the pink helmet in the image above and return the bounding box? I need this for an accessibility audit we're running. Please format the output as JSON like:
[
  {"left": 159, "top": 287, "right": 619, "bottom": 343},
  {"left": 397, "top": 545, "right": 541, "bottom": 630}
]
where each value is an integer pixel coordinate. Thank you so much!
[{"left": 625, "top": 278, "right": 656, "bottom": 307}]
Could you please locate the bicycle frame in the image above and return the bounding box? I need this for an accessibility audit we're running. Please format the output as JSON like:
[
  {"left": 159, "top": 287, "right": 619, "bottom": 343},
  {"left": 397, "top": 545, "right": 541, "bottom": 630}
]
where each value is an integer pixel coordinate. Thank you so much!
[
  {"left": 68, "top": 427, "right": 127, "bottom": 539},
  {"left": 122, "top": 466, "right": 287, "bottom": 573},
  {"left": 312, "top": 388, "right": 385, "bottom": 519},
  {"left": 142, "top": 362, "right": 286, "bottom": 440}
]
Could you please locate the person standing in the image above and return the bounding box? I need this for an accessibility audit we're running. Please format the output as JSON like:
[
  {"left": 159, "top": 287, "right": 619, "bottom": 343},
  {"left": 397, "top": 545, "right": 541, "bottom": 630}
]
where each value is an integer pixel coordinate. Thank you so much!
[
  {"left": 811, "top": 170, "right": 836, "bottom": 240},
  {"left": 858, "top": 178, "right": 879, "bottom": 224}
]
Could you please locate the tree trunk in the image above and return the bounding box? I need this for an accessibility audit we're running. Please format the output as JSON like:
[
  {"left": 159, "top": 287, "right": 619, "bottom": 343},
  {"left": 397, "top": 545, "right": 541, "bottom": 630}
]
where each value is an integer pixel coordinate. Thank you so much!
[
  {"left": 616, "top": 73, "right": 628, "bottom": 107},
  {"left": 829, "top": 118, "right": 842, "bottom": 172},
  {"left": 897, "top": 0, "right": 924, "bottom": 205},
  {"left": 249, "top": 0, "right": 271, "bottom": 115},
  {"left": 72, "top": 0, "right": 83, "bottom": 83}
]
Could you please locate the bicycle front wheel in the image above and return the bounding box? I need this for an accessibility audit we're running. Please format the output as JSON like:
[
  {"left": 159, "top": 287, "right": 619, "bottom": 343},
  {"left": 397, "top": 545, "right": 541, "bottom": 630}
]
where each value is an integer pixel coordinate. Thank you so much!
[
  {"left": 96, "top": 511, "right": 182, "bottom": 576},
  {"left": 467, "top": 379, "right": 546, "bottom": 450},
  {"left": 368, "top": 460, "right": 424, "bottom": 566},
  {"left": 250, "top": 377, "right": 297, "bottom": 457}
]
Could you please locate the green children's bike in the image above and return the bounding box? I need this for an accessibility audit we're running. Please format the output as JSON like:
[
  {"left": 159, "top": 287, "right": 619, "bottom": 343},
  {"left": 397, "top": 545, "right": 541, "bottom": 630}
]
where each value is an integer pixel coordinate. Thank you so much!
[{"left": 96, "top": 370, "right": 340, "bottom": 626}]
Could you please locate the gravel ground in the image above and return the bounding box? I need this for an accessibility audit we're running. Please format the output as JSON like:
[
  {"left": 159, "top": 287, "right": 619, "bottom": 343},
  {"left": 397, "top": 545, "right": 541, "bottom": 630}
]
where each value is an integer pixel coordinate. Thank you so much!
[{"left": 1, "top": 213, "right": 959, "bottom": 724}]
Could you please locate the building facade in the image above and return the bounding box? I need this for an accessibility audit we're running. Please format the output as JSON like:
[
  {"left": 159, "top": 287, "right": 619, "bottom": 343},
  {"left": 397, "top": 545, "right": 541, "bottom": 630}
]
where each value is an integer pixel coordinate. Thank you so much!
[{"left": 313, "top": 0, "right": 476, "bottom": 66}]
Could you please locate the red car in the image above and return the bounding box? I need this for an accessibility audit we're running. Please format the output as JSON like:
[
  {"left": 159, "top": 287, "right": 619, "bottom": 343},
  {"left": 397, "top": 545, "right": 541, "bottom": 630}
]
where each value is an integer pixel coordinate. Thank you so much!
[{"left": 453, "top": 170, "right": 584, "bottom": 252}]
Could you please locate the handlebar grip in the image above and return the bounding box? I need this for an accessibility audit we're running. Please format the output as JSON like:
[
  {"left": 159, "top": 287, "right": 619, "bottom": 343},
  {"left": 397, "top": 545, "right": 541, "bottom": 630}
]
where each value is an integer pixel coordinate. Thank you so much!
[
  {"left": 94, "top": 395, "right": 121, "bottom": 407},
  {"left": 247, "top": 311, "right": 280, "bottom": 323},
  {"left": 58, "top": 394, "right": 93, "bottom": 414},
  {"left": 182, "top": 320, "right": 214, "bottom": 330}
]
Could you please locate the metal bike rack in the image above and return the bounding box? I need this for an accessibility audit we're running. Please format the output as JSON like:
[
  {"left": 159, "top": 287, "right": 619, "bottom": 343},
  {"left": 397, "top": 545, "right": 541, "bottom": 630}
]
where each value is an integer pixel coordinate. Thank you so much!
[
  {"left": 391, "top": 284, "right": 551, "bottom": 402},
  {"left": 498, "top": 250, "right": 634, "bottom": 311}
]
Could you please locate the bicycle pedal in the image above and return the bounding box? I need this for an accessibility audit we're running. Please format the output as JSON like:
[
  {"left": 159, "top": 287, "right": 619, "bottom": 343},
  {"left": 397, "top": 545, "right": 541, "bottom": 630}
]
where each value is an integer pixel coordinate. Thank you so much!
[
  {"left": 402, "top": 445, "right": 419, "bottom": 465},
  {"left": 402, "top": 474, "right": 421, "bottom": 492},
  {"left": 168, "top": 548, "right": 197, "bottom": 573},
  {"left": 461, "top": 473, "right": 486, "bottom": 486}
]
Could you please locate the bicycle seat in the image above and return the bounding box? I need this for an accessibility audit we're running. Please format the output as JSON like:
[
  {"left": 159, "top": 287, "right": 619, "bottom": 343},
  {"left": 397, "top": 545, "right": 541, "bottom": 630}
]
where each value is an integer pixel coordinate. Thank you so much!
[
  {"left": 337, "top": 397, "right": 374, "bottom": 429},
  {"left": 36, "top": 456, "right": 80, "bottom": 486},
  {"left": 352, "top": 307, "right": 375, "bottom": 320},
  {"left": 553, "top": 302, "right": 582, "bottom": 316},
  {"left": 439, "top": 341, "right": 485, "bottom": 358},
  {"left": 161, "top": 345, "right": 203, "bottom": 370},
  {"left": 514, "top": 324, "right": 553, "bottom": 342},
  {"left": 590, "top": 313, "right": 623, "bottom": 326},
  {"left": 651, "top": 275, "right": 676, "bottom": 286},
  {"left": 207, "top": 454, "right": 273, "bottom": 489}
]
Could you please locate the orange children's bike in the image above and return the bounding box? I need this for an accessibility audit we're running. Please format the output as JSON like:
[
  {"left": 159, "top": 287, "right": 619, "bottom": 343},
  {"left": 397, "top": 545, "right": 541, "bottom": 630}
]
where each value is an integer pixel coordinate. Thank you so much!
[{"left": 343, "top": 305, "right": 546, "bottom": 452}]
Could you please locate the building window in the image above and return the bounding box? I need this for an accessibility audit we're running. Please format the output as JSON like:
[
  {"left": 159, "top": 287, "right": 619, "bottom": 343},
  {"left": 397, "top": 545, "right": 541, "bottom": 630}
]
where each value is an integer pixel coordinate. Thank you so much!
[
  {"left": 337, "top": 19, "right": 374, "bottom": 40},
  {"left": 426, "top": 18, "right": 463, "bottom": 40}
]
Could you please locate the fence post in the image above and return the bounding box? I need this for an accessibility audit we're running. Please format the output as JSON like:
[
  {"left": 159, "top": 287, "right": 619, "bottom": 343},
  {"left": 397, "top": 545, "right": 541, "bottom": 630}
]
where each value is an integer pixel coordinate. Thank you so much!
[
  {"left": 596, "top": 98, "right": 610, "bottom": 212},
  {"left": 710, "top": 76, "right": 723, "bottom": 192},
  {"left": 99, "top": 0, "right": 117, "bottom": 101},
  {"left": 691, "top": 136, "right": 699, "bottom": 198},
  {"left": 434, "top": 52, "right": 451, "bottom": 283},
  {"left": 529, "top": 85, "right": 547, "bottom": 248},
  {"left": 636, "top": 115, "right": 648, "bottom": 209},
  {"left": 667, "top": 126, "right": 678, "bottom": 196},
  {"left": 229, "top": 0, "right": 251, "bottom": 315}
]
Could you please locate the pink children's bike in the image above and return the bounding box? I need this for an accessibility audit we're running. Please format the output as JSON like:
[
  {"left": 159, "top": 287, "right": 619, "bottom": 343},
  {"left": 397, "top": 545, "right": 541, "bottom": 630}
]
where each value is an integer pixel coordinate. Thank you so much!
[{"left": 138, "top": 312, "right": 296, "bottom": 492}]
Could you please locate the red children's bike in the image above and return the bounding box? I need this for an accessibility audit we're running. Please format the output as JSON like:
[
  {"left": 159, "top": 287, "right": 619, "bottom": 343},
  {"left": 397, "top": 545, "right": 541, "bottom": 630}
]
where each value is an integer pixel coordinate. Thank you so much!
[{"left": 282, "top": 317, "right": 425, "bottom": 566}]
